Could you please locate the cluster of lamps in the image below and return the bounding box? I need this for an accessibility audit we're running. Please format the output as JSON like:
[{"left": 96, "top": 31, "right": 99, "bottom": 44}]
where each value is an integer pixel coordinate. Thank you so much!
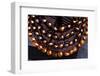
[{"left": 28, "top": 15, "right": 88, "bottom": 57}]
